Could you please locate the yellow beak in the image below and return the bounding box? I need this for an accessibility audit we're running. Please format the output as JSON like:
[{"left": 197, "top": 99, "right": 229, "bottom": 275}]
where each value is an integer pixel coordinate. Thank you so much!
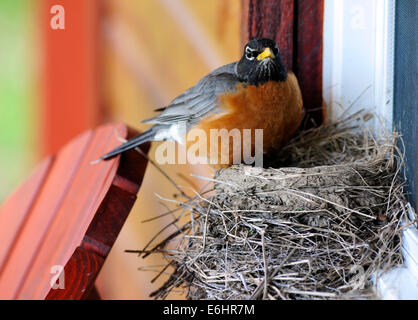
[{"left": 256, "top": 47, "right": 275, "bottom": 61}]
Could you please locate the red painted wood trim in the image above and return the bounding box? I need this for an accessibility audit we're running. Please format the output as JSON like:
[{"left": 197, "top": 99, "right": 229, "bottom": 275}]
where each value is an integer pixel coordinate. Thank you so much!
[
  {"left": 45, "top": 130, "right": 150, "bottom": 300},
  {"left": 294, "top": 0, "right": 324, "bottom": 127},
  {"left": 0, "top": 157, "right": 54, "bottom": 274},
  {"left": 45, "top": 246, "right": 103, "bottom": 300},
  {"left": 0, "top": 123, "right": 149, "bottom": 299},
  {"left": 41, "top": 0, "right": 101, "bottom": 157},
  {"left": 247, "top": 0, "right": 294, "bottom": 71}
]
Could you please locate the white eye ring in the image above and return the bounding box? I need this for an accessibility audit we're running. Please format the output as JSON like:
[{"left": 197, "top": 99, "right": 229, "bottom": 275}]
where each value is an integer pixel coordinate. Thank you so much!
[{"left": 245, "top": 46, "right": 256, "bottom": 61}]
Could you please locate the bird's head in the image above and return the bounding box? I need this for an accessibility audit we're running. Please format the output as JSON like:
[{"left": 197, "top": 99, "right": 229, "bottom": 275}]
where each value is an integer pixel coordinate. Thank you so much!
[{"left": 237, "top": 38, "right": 287, "bottom": 86}]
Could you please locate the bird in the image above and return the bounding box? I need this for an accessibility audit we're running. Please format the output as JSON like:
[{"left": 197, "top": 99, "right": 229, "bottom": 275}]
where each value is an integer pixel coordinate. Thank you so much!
[{"left": 97, "top": 38, "right": 303, "bottom": 167}]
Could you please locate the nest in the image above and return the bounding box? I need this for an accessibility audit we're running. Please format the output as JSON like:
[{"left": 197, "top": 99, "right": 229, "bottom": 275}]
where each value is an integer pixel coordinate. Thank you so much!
[{"left": 136, "top": 111, "right": 409, "bottom": 300}]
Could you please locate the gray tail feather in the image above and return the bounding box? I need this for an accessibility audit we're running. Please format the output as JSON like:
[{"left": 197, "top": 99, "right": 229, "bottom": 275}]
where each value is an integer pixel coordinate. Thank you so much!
[{"left": 99, "top": 127, "right": 156, "bottom": 161}]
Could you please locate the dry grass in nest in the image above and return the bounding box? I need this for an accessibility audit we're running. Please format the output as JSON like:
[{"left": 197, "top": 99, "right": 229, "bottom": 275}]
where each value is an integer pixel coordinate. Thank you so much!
[{"left": 131, "top": 111, "right": 409, "bottom": 300}]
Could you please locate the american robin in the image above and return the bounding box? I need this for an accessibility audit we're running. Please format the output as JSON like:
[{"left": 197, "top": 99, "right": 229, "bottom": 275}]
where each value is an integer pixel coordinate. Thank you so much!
[{"left": 98, "top": 38, "right": 303, "bottom": 167}]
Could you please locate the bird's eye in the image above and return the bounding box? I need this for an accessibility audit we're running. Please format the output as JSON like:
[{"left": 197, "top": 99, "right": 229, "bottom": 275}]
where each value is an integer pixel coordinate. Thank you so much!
[
  {"left": 246, "top": 52, "right": 254, "bottom": 60},
  {"left": 245, "top": 46, "right": 255, "bottom": 60}
]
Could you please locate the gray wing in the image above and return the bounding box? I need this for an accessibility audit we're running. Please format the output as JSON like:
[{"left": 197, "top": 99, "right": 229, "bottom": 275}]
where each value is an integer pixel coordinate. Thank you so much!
[{"left": 142, "top": 62, "right": 240, "bottom": 125}]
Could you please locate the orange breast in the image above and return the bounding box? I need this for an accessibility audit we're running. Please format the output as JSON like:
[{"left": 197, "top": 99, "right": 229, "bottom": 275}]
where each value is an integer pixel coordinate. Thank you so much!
[{"left": 190, "top": 72, "right": 303, "bottom": 167}]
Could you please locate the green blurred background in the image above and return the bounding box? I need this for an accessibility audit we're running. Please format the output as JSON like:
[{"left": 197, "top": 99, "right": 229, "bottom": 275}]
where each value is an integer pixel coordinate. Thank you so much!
[{"left": 0, "top": 0, "right": 37, "bottom": 201}]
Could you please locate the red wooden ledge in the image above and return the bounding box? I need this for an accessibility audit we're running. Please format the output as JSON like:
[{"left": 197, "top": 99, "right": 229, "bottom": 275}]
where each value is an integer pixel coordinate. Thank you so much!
[{"left": 0, "top": 123, "right": 149, "bottom": 300}]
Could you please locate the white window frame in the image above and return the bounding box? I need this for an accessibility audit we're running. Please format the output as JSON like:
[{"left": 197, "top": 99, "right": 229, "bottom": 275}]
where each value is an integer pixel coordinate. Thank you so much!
[
  {"left": 323, "top": 0, "right": 418, "bottom": 299},
  {"left": 323, "top": 0, "right": 395, "bottom": 132}
]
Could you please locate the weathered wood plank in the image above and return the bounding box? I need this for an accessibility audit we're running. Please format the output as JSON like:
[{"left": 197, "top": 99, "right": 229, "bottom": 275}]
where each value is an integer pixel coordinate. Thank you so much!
[
  {"left": 247, "top": 0, "right": 294, "bottom": 70},
  {"left": 294, "top": 0, "right": 324, "bottom": 127}
]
